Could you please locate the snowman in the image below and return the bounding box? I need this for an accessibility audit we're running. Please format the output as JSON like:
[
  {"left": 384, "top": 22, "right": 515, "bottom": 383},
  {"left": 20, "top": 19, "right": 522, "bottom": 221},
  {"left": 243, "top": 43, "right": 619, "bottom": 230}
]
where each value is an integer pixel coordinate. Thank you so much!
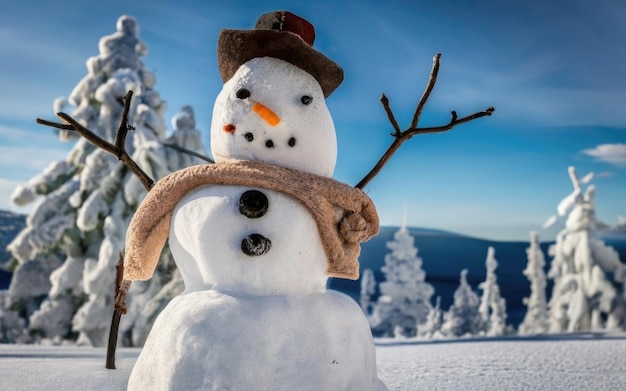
[{"left": 124, "top": 11, "right": 387, "bottom": 390}]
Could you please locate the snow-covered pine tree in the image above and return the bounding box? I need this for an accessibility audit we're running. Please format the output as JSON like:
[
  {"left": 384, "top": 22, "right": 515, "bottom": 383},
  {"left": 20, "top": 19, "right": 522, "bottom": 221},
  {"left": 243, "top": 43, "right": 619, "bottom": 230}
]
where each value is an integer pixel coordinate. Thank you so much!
[
  {"left": 478, "top": 246, "right": 507, "bottom": 336},
  {"left": 440, "top": 269, "right": 483, "bottom": 338},
  {"left": 417, "top": 296, "right": 443, "bottom": 339},
  {"left": 164, "top": 105, "right": 206, "bottom": 168},
  {"left": 1, "top": 15, "right": 206, "bottom": 345},
  {"left": 369, "top": 224, "right": 434, "bottom": 338},
  {"left": 518, "top": 231, "right": 549, "bottom": 335},
  {"left": 359, "top": 268, "right": 376, "bottom": 315},
  {"left": 547, "top": 167, "right": 625, "bottom": 332}
]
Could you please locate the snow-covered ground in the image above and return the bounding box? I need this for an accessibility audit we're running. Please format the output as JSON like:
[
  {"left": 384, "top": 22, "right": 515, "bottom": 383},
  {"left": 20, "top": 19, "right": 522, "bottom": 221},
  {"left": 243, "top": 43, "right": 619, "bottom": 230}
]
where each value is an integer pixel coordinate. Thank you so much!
[
  {"left": 376, "top": 333, "right": 626, "bottom": 390},
  {"left": 1, "top": 333, "right": 625, "bottom": 390}
]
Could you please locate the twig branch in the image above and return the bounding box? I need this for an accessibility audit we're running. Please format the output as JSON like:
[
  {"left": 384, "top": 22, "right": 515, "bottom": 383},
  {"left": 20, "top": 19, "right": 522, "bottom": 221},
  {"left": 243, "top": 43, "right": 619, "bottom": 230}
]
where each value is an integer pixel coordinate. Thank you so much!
[
  {"left": 105, "top": 254, "right": 131, "bottom": 369},
  {"left": 380, "top": 94, "right": 401, "bottom": 137},
  {"left": 37, "top": 91, "right": 148, "bottom": 369},
  {"left": 106, "top": 253, "right": 125, "bottom": 369},
  {"left": 35, "top": 118, "right": 74, "bottom": 131},
  {"left": 114, "top": 90, "right": 134, "bottom": 152},
  {"left": 37, "top": 91, "right": 154, "bottom": 191},
  {"left": 163, "top": 143, "right": 215, "bottom": 163},
  {"left": 410, "top": 53, "right": 441, "bottom": 129},
  {"left": 355, "top": 54, "right": 495, "bottom": 190}
]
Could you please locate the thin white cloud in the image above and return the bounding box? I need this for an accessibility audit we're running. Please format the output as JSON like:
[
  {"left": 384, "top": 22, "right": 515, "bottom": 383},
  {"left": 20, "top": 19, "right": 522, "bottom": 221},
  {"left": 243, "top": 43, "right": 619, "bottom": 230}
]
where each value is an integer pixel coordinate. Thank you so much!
[
  {"left": 0, "top": 89, "right": 60, "bottom": 121},
  {"left": 582, "top": 144, "right": 626, "bottom": 167},
  {"left": 0, "top": 178, "right": 31, "bottom": 213},
  {"left": 0, "top": 145, "right": 70, "bottom": 172},
  {"left": 0, "top": 125, "right": 66, "bottom": 145},
  {"left": 0, "top": 143, "right": 69, "bottom": 212},
  {"left": 432, "top": 69, "right": 626, "bottom": 127},
  {"left": 0, "top": 177, "right": 23, "bottom": 191},
  {"left": 0, "top": 28, "right": 86, "bottom": 67},
  {"left": 0, "top": 63, "right": 79, "bottom": 123}
]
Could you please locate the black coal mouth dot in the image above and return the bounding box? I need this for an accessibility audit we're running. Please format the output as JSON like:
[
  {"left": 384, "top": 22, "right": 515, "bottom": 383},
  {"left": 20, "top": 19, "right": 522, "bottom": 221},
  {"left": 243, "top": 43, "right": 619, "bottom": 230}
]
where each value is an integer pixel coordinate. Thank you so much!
[
  {"left": 244, "top": 132, "right": 254, "bottom": 142},
  {"left": 265, "top": 139, "right": 274, "bottom": 148},
  {"left": 241, "top": 233, "right": 272, "bottom": 256},
  {"left": 288, "top": 137, "right": 296, "bottom": 147}
]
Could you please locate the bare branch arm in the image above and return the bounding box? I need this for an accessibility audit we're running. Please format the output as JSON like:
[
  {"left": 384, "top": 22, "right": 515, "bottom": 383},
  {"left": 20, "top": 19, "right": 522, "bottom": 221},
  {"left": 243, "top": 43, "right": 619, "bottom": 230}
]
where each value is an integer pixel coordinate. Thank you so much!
[
  {"left": 355, "top": 53, "right": 495, "bottom": 190},
  {"left": 37, "top": 90, "right": 154, "bottom": 191},
  {"left": 410, "top": 53, "right": 441, "bottom": 129},
  {"left": 356, "top": 106, "right": 494, "bottom": 189},
  {"left": 37, "top": 92, "right": 148, "bottom": 369},
  {"left": 404, "top": 107, "right": 495, "bottom": 139},
  {"left": 106, "top": 253, "right": 126, "bottom": 369},
  {"left": 114, "top": 90, "right": 134, "bottom": 152},
  {"left": 162, "top": 143, "right": 215, "bottom": 163},
  {"left": 380, "top": 94, "right": 402, "bottom": 137},
  {"left": 35, "top": 118, "right": 74, "bottom": 131}
]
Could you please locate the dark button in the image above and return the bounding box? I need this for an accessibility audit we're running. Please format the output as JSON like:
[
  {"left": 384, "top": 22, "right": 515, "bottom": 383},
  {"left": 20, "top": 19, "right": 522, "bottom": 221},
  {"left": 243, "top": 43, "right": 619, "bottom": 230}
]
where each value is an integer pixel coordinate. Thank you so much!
[
  {"left": 241, "top": 233, "right": 272, "bottom": 256},
  {"left": 239, "top": 190, "right": 269, "bottom": 218}
]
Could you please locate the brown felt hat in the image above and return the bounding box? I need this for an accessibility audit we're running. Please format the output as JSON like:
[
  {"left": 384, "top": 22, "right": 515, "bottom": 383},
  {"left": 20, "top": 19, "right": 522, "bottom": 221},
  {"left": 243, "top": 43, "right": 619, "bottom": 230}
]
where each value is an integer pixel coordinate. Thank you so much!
[{"left": 217, "top": 10, "right": 344, "bottom": 98}]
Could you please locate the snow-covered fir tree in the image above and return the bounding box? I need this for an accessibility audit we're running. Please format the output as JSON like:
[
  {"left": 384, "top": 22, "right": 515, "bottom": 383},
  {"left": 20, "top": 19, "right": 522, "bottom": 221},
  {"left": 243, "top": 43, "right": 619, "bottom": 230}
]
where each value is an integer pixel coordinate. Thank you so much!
[
  {"left": 546, "top": 167, "right": 625, "bottom": 332},
  {"left": 359, "top": 268, "right": 376, "bottom": 314},
  {"left": 164, "top": 105, "right": 206, "bottom": 169},
  {"left": 369, "top": 223, "right": 434, "bottom": 337},
  {"left": 518, "top": 231, "right": 549, "bottom": 335},
  {"left": 0, "top": 15, "right": 206, "bottom": 346},
  {"left": 417, "top": 296, "right": 443, "bottom": 339},
  {"left": 440, "top": 269, "right": 483, "bottom": 338},
  {"left": 478, "top": 246, "right": 507, "bottom": 336}
]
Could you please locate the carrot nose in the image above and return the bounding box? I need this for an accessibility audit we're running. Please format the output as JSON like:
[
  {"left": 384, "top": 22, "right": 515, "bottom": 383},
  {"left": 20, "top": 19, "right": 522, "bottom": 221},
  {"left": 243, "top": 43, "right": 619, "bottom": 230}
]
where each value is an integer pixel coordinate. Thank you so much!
[{"left": 252, "top": 102, "right": 280, "bottom": 126}]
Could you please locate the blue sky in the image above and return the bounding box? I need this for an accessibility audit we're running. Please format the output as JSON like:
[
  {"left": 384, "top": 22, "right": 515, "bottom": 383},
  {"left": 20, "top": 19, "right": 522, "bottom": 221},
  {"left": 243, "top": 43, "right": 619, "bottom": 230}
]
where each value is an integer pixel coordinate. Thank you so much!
[{"left": 0, "top": 0, "right": 624, "bottom": 241}]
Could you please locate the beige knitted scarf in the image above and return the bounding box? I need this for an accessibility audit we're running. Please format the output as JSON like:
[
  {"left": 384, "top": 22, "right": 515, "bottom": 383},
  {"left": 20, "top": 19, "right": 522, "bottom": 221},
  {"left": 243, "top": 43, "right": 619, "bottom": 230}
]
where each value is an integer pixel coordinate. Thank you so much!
[{"left": 124, "top": 160, "right": 379, "bottom": 281}]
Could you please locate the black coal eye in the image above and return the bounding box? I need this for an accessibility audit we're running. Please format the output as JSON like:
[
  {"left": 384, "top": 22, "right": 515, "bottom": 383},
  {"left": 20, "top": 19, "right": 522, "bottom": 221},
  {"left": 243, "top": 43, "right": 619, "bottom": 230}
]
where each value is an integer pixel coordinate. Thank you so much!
[
  {"left": 301, "top": 95, "right": 312, "bottom": 105},
  {"left": 236, "top": 88, "right": 251, "bottom": 99}
]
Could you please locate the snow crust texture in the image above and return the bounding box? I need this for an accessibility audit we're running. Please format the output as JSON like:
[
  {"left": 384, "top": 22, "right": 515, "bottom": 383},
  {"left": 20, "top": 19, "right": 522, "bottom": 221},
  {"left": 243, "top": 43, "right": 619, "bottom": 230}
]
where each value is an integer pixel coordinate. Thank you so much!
[
  {"left": 375, "top": 334, "right": 626, "bottom": 390},
  {"left": 3, "top": 334, "right": 626, "bottom": 391}
]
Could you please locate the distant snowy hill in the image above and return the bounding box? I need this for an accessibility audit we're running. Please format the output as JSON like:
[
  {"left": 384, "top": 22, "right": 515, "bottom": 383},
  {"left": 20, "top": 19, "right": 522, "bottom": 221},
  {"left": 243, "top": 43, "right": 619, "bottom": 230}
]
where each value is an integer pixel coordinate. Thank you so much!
[
  {"left": 329, "top": 226, "right": 626, "bottom": 327},
  {"left": 0, "top": 210, "right": 26, "bottom": 284},
  {"left": 600, "top": 224, "right": 626, "bottom": 240}
]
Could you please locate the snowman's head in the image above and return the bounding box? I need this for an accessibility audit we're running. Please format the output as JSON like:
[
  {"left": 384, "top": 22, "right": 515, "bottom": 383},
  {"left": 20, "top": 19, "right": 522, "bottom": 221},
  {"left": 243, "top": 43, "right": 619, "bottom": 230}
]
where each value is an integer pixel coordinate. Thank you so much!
[{"left": 211, "top": 57, "right": 337, "bottom": 177}]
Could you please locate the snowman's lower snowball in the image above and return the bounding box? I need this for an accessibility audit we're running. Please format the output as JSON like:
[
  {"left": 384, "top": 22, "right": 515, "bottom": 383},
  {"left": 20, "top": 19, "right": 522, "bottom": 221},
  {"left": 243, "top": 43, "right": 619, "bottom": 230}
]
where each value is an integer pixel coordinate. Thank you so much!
[{"left": 127, "top": 290, "right": 387, "bottom": 390}]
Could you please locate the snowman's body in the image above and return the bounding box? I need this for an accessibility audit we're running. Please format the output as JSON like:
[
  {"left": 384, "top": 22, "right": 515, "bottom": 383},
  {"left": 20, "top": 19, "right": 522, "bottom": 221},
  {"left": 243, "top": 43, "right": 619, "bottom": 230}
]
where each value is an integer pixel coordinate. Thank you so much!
[
  {"left": 126, "top": 17, "right": 386, "bottom": 389},
  {"left": 128, "top": 186, "right": 386, "bottom": 390},
  {"left": 129, "top": 289, "right": 381, "bottom": 390},
  {"left": 167, "top": 185, "right": 330, "bottom": 296}
]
